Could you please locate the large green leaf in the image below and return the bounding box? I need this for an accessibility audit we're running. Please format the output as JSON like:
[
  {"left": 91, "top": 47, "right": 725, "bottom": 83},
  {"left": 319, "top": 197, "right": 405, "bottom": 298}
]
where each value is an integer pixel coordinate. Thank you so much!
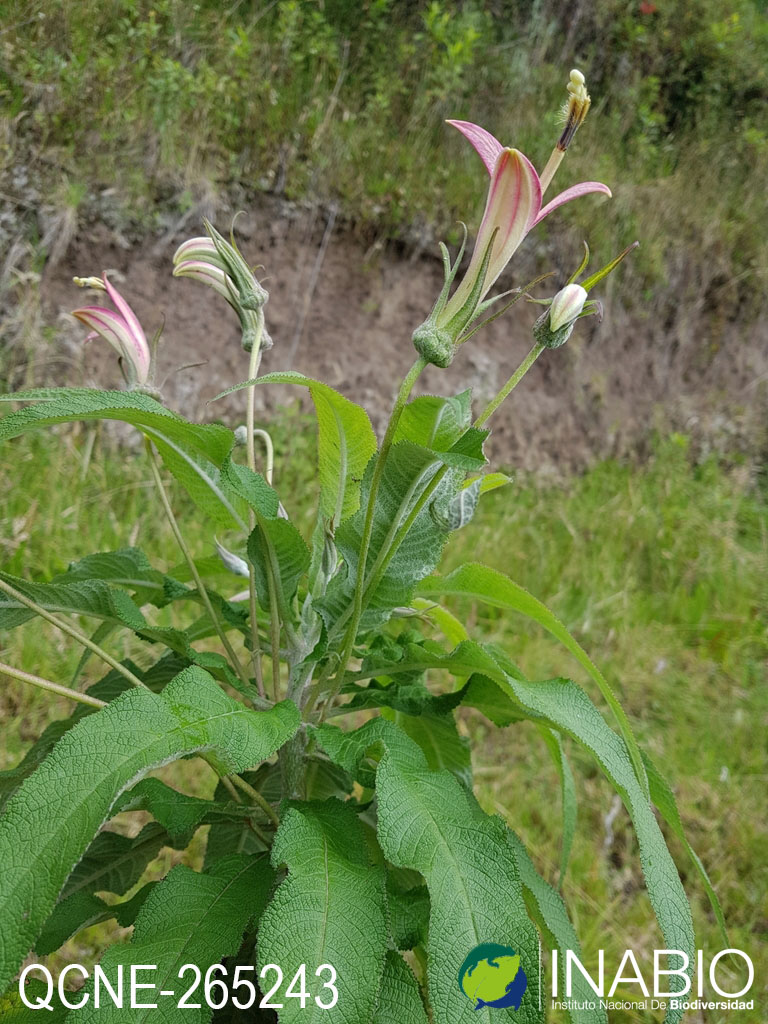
[
  {"left": 258, "top": 798, "right": 388, "bottom": 1024},
  {"left": 386, "top": 708, "right": 472, "bottom": 788},
  {"left": 371, "top": 951, "right": 428, "bottom": 1024},
  {"left": 416, "top": 563, "right": 649, "bottom": 799},
  {"left": 54, "top": 548, "right": 172, "bottom": 606},
  {"left": 60, "top": 822, "right": 174, "bottom": 902},
  {"left": 643, "top": 751, "right": 727, "bottom": 944},
  {"left": 0, "top": 667, "right": 299, "bottom": 990},
  {"left": 36, "top": 883, "right": 156, "bottom": 956},
  {"left": 221, "top": 372, "right": 378, "bottom": 524},
  {"left": 506, "top": 832, "right": 607, "bottom": 1024},
  {"left": 0, "top": 388, "right": 245, "bottom": 529},
  {"left": 0, "top": 571, "right": 146, "bottom": 630},
  {"left": 343, "top": 638, "right": 696, "bottom": 1020},
  {"left": 394, "top": 391, "right": 472, "bottom": 450},
  {"left": 315, "top": 719, "right": 541, "bottom": 1023},
  {"left": 320, "top": 442, "right": 470, "bottom": 632},
  {"left": 247, "top": 517, "right": 311, "bottom": 616},
  {"left": 69, "top": 854, "right": 273, "bottom": 1023},
  {"left": 497, "top": 676, "right": 694, "bottom": 1023}
]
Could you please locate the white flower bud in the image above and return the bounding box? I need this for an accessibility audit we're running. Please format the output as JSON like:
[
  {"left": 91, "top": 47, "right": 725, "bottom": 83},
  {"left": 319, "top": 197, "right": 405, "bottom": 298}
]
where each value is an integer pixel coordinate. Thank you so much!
[{"left": 549, "top": 283, "right": 588, "bottom": 332}]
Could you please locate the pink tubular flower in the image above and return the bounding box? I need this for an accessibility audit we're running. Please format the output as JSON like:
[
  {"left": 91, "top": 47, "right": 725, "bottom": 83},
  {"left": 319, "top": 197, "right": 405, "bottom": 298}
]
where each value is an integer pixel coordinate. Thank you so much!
[
  {"left": 72, "top": 274, "right": 151, "bottom": 386},
  {"left": 441, "top": 119, "right": 611, "bottom": 321}
]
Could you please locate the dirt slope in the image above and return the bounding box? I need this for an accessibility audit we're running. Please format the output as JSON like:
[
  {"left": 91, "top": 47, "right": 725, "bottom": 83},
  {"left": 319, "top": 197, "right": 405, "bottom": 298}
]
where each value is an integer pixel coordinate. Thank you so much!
[{"left": 36, "top": 198, "right": 768, "bottom": 472}]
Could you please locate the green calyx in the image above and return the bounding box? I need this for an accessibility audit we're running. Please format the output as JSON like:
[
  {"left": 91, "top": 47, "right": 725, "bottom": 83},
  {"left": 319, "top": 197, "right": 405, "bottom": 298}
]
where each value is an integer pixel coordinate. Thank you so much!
[{"left": 411, "top": 227, "right": 497, "bottom": 368}]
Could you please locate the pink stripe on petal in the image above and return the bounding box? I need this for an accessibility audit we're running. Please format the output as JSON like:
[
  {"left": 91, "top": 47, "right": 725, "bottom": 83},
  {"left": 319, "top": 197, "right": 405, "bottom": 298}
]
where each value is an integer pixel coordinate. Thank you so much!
[
  {"left": 102, "top": 274, "right": 150, "bottom": 379},
  {"left": 441, "top": 148, "right": 541, "bottom": 321},
  {"left": 533, "top": 181, "right": 612, "bottom": 226},
  {"left": 482, "top": 149, "right": 541, "bottom": 288},
  {"left": 73, "top": 307, "right": 148, "bottom": 384},
  {"left": 447, "top": 119, "right": 505, "bottom": 177},
  {"left": 73, "top": 307, "right": 131, "bottom": 355}
]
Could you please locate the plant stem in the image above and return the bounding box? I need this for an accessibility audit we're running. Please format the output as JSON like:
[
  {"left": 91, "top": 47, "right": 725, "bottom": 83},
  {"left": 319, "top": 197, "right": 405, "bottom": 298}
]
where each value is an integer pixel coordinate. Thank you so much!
[
  {"left": 245, "top": 317, "right": 267, "bottom": 700},
  {"left": 227, "top": 773, "right": 280, "bottom": 827},
  {"left": 218, "top": 771, "right": 271, "bottom": 844},
  {"left": 0, "top": 661, "right": 107, "bottom": 708},
  {"left": 0, "top": 576, "right": 148, "bottom": 689},
  {"left": 474, "top": 342, "right": 545, "bottom": 428},
  {"left": 309, "top": 357, "right": 426, "bottom": 713},
  {"left": 145, "top": 441, "right": 252, "bottom": 691}
]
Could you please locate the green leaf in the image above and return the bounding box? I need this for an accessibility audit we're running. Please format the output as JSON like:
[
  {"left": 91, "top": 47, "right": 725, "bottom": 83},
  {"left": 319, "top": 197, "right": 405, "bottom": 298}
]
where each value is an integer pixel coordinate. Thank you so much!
[
  {"left": 61, "top": 822, "right": 173, "bottom": 902},
  {"left": 394, "top": 391, "right": 472, "bottom": 451},
  {"left": 0, "top": 387, "right": 245, "bottom": 530},
  {"left": 499, "top": 676, "right": 694, "bottom": 1021},
  {"left": 315, "top": 719, "right": 541, "bottom": 1023},
  {"left": 538, "top": 727, "right": 577, "bottom": 885},
  {"left": 229, "top": 371, "right": 377, "bottom": 524},
  {"left": 54, "top": 548, "right": 171, "bottom": 606},
  {"left": 386, "top": 709, "right": 472, "bottom": 788},
  {"left": 416, "top": 563, "right": 649, "bottom": 799},
  {"left": 643, "top": 751, "right": 728, "bottom": 944},
  {"left": 68, "top": 854, "right": 273, "bottom": 1024},
  {"left": 221, "top": 457, "right": 280, "bottom": 518},
  {"left": 386, "top": 872, "right": 429, "bottom": 951},
  {"left": 247, "top": 517, "right": 311, "bottom": 613},
  {"left": 0, "top": 667, "right": 299, "bottom": 990},
  {"left": 321, "top": 442, "right": 457, "bottom": 630},
  {"left": 36, "top": 883, "right": 156, "bottom": 956},
  {"left": 0, "top": 979, "right": 69, "bottom": 1021},
  {"left": 0, "top": 571, "right": 146, "bottom": 630},
  {"left": 372, "top": 951, "right": 428, "bottom": 1024},
  {"left": 506, "top": 831, "right": 607, "bottom": 1024},
  {"left": 258, "top": 798, "right": 388, "bottom": 1024},
  {"left": 116, "top": 777, "right": 251, "bottom": 839}
]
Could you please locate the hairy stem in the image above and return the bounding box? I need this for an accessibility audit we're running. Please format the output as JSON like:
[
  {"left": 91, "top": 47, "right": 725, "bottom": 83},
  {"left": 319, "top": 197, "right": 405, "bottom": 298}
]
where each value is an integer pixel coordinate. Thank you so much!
[
  {"left": 0, "top": 576, "right": 148, "bottom": 690},
  {"left": 0, "top": 661, "right": 107, "bottom": 708},
  {"left": 227, "top": 772, "right": 280, "bottom": 827},
  {"left": 245, "top": 316, "right": 267, "bottom": 700},
  {"left": 474, "top": 342, "right": 544, "bottom": 428},
  {"left": 307, "top": 357, "right": 427, "bottom": 715},
  {"left": 145, "top": 441, "right": 252, "bottom": 690}
]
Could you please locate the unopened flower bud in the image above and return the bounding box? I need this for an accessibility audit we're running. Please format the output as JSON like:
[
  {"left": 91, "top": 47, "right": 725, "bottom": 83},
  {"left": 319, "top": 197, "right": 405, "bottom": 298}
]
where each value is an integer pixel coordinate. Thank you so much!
[
  {"left": 533, "top": 308, "right": 575, "bottom": 349},
  {"left": 215, "top": 539, "right": 249, "bottom": 578},
  {"left": 549, "top": 283, "right": 587, "bottom": 332},
  {"left": 412, "top": 322, "right": 455, "bottom": 368}
]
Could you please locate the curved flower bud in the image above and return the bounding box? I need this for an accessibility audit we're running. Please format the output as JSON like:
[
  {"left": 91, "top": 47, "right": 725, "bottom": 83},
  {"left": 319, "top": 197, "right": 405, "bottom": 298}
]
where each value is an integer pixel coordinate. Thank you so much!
[
  {"left": 72, "top": 274, "right": 150, "bottom": 386},
  {"left": 173, "top": 259, "right": 235, "bottom": 304},
  {"left": 173, "top": 222, "right": 269, "bottom": 352},
  {"left": 172, "top": 236, "right": 227, "bottom": 271}
]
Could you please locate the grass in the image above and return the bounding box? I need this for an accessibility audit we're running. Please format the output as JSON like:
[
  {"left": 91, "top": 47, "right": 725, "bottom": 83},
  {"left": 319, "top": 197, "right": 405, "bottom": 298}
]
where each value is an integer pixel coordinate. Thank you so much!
[{"left": 0, "top": 414, "right": 765, "bottom": 1020}]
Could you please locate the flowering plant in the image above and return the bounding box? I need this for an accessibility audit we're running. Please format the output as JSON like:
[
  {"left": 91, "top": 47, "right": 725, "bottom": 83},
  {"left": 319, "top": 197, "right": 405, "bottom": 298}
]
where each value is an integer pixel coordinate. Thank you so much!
[{"left": 0, "top": 72, "right": 721, "bottom": 1022}]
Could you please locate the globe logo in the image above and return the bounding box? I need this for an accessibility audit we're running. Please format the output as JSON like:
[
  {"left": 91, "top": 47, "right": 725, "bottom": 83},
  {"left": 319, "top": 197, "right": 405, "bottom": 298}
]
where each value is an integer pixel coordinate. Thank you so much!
[{"left": 458, "top": 942, "right": 528, "bottom": 1011}]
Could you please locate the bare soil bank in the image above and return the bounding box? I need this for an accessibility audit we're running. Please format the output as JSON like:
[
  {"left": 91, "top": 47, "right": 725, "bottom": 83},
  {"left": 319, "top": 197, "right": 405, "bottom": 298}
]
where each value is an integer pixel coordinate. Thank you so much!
[{"left": 35, "top": 199, "right": 768, "bottom": 472}]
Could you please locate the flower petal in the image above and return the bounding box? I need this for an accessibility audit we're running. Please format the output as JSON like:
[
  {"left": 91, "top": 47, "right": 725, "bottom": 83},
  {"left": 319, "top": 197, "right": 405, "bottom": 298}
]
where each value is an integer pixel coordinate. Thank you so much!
[
  {"left": 533, "top": 181, "right": 612, "bottom": 226},
  {"left": 447, "top": 119, "right": 504, "bottom": 176},
  {"left": 441, "top": 148, "right": 542, "bottom": 322},
  {"left": 72, "top": 307, "right": 136, "bottom": 364},
  {"left": 172, "top": 236, "right": 226, "bottom": 269},
  {"left": 101, "top": 275, "right": 150, "bottom": 383},
  {"left": 173, "top": 260, "right": 235, "bottom": 302}
]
